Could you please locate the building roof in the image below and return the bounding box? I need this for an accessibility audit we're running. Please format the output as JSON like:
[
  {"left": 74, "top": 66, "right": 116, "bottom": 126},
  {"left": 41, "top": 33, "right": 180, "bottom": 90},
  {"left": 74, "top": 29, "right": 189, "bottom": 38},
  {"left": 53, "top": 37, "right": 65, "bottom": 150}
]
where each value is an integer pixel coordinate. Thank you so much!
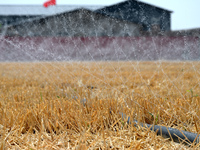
[
  {"left": 136, "top": 0, "right": 173, "bottom": 13},
  {"left": 0, "top": 0, "right": 172, "bottom": 16},
  {"left": 0, "top": 5, "right": 105, "bottom": 16},
  {"left": 97, "top": 0, "right": 173, "bottom": 13},
  {"left": 8, "top": 8, "right": 140, "bottom": 28}
]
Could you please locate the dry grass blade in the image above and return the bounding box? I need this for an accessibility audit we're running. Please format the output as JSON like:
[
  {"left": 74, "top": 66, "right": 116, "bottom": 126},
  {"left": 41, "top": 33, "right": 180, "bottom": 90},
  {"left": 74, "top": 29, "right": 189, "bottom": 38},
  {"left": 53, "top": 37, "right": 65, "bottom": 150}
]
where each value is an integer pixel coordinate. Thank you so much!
[{"left": 0, "top": 61, "right": 199, "bottom": 149}]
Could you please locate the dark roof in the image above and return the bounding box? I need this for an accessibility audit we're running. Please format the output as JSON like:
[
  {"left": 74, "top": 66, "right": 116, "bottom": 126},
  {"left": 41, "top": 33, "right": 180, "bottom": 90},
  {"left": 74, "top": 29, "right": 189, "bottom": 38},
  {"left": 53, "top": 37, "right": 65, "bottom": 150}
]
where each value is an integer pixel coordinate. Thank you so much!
[
  {"left": 97, "top": 0, "right": 173, "bottom": 13},
  {"left": 8, "top": 8, "right": 140, "bottom": 28},
  {"left": 136, "top": 0, "right": 173, "bottom": 13},
  {"left": 0, "top": 1, "right": 172, "bottom": 16},
  {"left": 0, "top": 5, "right": 105, "bottom": 16}
]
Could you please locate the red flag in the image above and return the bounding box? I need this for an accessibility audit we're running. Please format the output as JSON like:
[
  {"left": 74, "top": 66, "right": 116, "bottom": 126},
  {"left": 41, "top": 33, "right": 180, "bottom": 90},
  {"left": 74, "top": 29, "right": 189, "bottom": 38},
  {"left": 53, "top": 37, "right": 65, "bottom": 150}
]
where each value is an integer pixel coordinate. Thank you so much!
[{"left": 43, "top": 0, "right": 56, "bottom": 8}]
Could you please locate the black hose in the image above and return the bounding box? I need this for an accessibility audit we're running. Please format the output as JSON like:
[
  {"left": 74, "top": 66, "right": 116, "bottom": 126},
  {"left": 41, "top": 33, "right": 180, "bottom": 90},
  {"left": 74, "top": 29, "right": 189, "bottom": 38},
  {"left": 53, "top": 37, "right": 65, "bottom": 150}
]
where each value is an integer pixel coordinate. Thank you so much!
[
  {"left": 120, "top": 112, "right": 200, "bottom": 145},
  {"left": 81, "top": 99, "right": 199, "bottom": 145},
  {"left": 139, "top": 122, "right": 199, "bottom": 144}
]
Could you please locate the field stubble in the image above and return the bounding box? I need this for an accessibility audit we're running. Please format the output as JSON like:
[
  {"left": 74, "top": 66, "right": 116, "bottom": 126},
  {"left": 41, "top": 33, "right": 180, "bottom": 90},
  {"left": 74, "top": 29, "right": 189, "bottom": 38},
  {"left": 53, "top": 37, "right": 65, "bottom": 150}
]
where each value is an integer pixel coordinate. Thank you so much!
[{"left": 0, "top": 61, "right": 200, "bottom": 149}]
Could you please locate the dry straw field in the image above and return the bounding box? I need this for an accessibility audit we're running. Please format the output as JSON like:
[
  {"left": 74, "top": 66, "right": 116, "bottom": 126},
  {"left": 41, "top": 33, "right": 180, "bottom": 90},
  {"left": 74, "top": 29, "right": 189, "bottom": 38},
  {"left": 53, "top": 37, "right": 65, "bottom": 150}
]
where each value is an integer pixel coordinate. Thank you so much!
[{"left": 0, "top": 61, "right": 200, "bottom": 149}]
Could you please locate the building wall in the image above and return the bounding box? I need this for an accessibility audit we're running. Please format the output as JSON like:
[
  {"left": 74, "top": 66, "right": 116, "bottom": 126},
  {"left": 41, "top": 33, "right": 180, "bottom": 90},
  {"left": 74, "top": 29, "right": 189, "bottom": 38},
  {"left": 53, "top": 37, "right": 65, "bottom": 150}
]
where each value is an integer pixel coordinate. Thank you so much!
[
  {"left": 0, "top": 15, "right": 40, "bottom": 25},
  {"left": 169, "top": 28, "right": 200, "bottom": 37},
  {"left": 6, "top": 9, "right": 141, "bottom": 37},
  {"left": 96, "top": 0, "right": 171, "bottom": 31}
]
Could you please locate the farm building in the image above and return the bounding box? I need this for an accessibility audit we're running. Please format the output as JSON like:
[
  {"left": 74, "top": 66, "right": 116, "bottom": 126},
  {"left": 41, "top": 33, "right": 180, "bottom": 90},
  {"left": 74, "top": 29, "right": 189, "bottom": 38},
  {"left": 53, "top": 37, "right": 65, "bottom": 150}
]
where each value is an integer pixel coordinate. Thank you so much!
[
  {"left": 5, "top": 9, "right": 141, "bottom": 37},
  {"left": 0, "top": 0, "right": 172, "bottom": 37},
  {"left": 0, "top": 5, "right": 103, "bottom": 26},
  {"left": 169, "top": 28, "right": 200, "bottom": 37},
  {"left": 96, "top": 0, "right": 172, "bottom": 32},
  {"left": 1, "top": 1, "right": 199, "bottom": 61}
]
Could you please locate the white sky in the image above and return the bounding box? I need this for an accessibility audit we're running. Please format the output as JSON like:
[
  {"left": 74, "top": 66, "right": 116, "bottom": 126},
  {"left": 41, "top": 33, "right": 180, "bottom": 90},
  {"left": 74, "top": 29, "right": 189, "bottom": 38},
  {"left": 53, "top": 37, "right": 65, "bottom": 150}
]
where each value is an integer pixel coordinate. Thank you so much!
[{"left": 0, "top": 0, "right": 200, "bottom": 31}]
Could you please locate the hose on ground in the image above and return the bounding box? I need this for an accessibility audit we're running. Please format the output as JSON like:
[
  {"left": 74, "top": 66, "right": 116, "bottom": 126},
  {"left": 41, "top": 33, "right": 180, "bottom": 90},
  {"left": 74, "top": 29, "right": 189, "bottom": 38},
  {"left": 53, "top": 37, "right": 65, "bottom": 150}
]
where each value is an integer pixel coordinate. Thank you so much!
[
  {"left": 81, "top": 99, "right": 199, "bottom": 145},
  {"left": 120, "top": 112, "right": 200, "bottom": 145}
]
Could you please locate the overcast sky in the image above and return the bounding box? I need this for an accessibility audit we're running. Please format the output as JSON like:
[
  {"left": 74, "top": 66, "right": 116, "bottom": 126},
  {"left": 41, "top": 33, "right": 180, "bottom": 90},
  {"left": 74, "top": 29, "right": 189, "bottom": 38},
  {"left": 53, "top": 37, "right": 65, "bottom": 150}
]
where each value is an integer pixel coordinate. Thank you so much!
[{"left": 1, "top": 0, "right": 200, "bottom": 31}]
